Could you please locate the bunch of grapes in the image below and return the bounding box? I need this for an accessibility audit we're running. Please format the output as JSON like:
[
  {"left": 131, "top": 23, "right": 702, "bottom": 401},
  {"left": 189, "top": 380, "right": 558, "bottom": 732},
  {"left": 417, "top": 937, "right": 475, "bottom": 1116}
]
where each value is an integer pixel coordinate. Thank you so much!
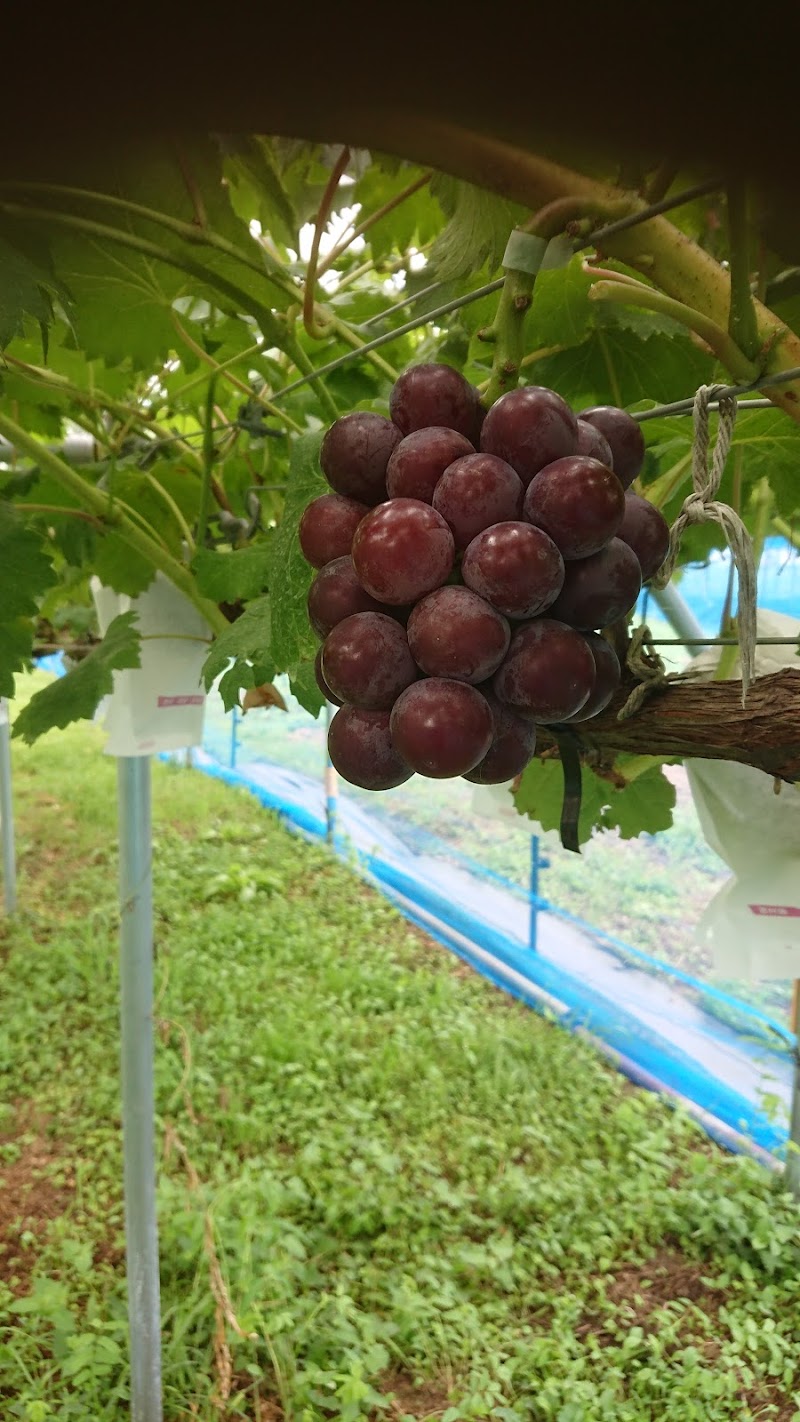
[{"left": 299, "top": 364, "right": 670, "bottom": 792}]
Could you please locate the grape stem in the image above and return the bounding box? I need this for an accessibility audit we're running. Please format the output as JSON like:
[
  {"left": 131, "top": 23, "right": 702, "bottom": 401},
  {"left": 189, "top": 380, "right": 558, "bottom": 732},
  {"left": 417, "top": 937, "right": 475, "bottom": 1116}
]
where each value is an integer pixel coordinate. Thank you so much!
[
  {"left": 726, "top": 178, "right": 762, "bottom": 364},
  {"left": 316, "top": 170, "right": 433, "bottom": 277},
  {"left": 0, "top": 411, "right": 230, "bottom": 637},
  {"left": 586, "top": 280, "right": 760, "bottom": 381},
  {"left": 303, "top": 146, "right": 352, "bottom": 339}
]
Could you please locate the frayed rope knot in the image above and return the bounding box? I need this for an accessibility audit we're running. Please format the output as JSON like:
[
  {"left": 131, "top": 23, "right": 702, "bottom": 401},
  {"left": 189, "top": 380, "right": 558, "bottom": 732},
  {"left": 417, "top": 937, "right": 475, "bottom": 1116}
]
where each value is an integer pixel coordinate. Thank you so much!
[
  {"left": 616, "top": 625, "right": 693, "bottom": 721},
  {"left": 650, "top": 384, "right": 757, "bottom": 705}
]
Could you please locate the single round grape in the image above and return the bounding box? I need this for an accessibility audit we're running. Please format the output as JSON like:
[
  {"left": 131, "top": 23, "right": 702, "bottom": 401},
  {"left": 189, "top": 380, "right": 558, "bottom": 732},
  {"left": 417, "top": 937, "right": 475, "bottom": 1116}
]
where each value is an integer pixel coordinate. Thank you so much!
[
  {"left": 407, "top": 586, "right": 510, "bottom": 683},
  {"left": 548, "top": 538, "right": 642, "bottom": 630},
  {"left": 307, "top": 556, "right": 384, "bottom": 639},
  {"left": 617, "top": 491, "right": 671, "bottom": 582},
  {"left": 461, "top": 521, "right": 565, "bottom": 619},
  {"left": 386, "top": 426, "right": 475, "bottom": 502},
  {"left": 320, "top": 411, "right": 403, "bottom": 504},
  {"left": 493, "top": 619, "right": 596, "bottom": 722},
  {"left": 480, "top": 385, "right": 578, "bottom": 486},
  {"left": 575, "top": 418, "right": 615, "bottom": 468},
  {"left": 431, "top": 452, "right": 524, "bottom": 550},
  {"left": 328, "top": 706, "right": 413, "bottom": 791},
  {"left": 523, "top": 455, "right": 625, "bottom": 561},
  {"left": 321, "top": 612, "right": 418, "bottom": 711},
  {"left": 462, "top": 691, "right": 538, "bottom": 784},
  {"left": 314, "top": 646, "right": 343, "bottom": 706},
  {"left": 577, "top": 406, "right": 645, "bottom": 488},
  {"left": 561, "top": 633, "right": 621, "bottom": 724},
  {"left": 390, "top": 363, "right": 482, "bottom": 441},
  {"left": 352, "top": 498, "right": 455, "bottom": 605},
  {"left": 299, "top": 492, "right": 370, "bottom": 568},
  {"left": 390, "top": 678, "right": 494, "bottom": 778}
]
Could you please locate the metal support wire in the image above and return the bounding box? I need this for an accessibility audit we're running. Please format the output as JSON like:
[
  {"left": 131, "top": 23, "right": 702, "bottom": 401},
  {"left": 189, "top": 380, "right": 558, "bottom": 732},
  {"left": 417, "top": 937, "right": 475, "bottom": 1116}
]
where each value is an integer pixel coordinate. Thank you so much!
[
  {"left": 117, "top": 756, "right": 163, "bottom": 1422},
  {"left": 634, "top": 366, "right": 800, "bottom": 422},
  {"left": 0, "top": 699, "right": 17, "bottom": 915}
]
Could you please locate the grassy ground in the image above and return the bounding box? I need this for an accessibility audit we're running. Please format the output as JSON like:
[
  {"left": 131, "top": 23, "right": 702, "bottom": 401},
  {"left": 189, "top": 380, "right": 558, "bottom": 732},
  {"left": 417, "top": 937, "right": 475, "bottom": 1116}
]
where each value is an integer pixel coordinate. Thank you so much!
[{"left": 2, "top": 677, "right": 800, "bottom": 1420}]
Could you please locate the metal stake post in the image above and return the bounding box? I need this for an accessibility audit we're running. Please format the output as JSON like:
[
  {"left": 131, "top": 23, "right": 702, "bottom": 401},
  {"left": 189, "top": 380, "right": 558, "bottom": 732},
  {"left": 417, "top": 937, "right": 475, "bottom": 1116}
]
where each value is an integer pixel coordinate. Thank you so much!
[
  {"left": 117, "top": 756, "right": 163, "bottom": 1422},
  {"left": 529, "top": 836, "right": 549, "bottom": 952},
  {"left": 0, "top": 698, "right": 17, "bottom": 915}
]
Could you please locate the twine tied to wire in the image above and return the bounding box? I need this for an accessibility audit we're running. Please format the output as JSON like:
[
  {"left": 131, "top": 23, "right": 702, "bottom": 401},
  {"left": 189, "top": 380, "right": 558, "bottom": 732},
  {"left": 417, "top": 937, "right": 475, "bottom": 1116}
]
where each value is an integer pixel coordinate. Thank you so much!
[
  {"left": 651, "top": 384, "right": 757, "bottom": 704},
  {"left": 616, "top": 625, "right": 693, "bottom": 721}
]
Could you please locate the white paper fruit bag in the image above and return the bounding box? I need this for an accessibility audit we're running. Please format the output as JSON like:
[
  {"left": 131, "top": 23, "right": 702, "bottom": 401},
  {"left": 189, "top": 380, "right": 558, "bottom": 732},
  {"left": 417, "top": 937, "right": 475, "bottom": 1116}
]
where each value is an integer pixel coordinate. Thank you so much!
[
  {"left": 90, "top": 573, "right": 212, "bottom": 757},
  {"left": 686, "top": 609, "right": 800, "bottom": 979}
]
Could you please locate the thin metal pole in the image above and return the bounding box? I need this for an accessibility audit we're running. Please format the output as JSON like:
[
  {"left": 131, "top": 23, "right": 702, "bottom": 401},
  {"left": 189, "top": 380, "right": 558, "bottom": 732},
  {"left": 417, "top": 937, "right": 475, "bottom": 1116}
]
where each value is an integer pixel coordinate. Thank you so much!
[
  {"left": 786, "top": 982, "right": 800, "bottom": 1199},
  {"left": 651, "top": 583, "right": 712, "bottom": 654},
  {"left": 0, "top": 699, "right": 17, "bottom": 915},
  {"left": 324, "top": 702, "right": 338, "bottom": 845},
  {"left": 117, "top": 756, "right": 163, "bottom": 1422},
  {"left": 529, "top": 837, "right": 540, "bottom": 953}
]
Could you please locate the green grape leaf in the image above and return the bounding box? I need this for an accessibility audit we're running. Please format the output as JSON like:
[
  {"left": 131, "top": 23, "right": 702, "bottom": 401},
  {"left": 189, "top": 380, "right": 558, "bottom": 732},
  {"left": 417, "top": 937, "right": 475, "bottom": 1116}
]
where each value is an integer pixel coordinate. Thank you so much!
[
  {"left": 0, "top": 503, "right": 57, "bottom": 615},
  {"left": 530, "top": 324, "right": 714, "bottom": 411},
  {"left": 222, "top": 135, "right": 299, "bottom": 250},
  {"left": 289, "top": 659, "right": 324, "bottom": 718},
  {"left": 0, "top": 230, "right": 67, "bottom": 352},
  {"left": 643, "top": 406, "right": 800, "bottom": 520},
  {"left": 202, "top": 594, "right": 273, "bottom": 696},
  {"left": 0, "top": 617, "right": 34, "bottom": 699},
  {"left": 12, "top": 611, "right": 141, "bottom": 744},
  {"left": 93, "top": 533, "right": 158, "bottom": 598},
  {"left": 514, "top": 755, "right": 676, "bottom": 845},
  {"left": 527, "top": 256, "right": 597, "bottom": 349},
  {"left": 514, "top": 759, "right": 611, "bottom": 846},
  {"left": 429, "top": 176, "right": 525, "bottom": 281},
  {"left": 267, "top": 432, "right": 326, "bottom": 672},
  {"left": 352, "top": 163, "right": 441, "bottom": 265},
  {"left": 192, "top": 542, "right": 272, "bottom": 602}
]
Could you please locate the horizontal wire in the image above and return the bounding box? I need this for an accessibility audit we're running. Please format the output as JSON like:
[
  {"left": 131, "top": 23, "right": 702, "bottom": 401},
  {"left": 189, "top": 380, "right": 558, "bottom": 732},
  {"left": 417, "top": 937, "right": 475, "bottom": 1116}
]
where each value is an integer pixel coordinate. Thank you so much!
[
  {"left": 584, "top": 177, "right": 724, "bottom": 247},
  {"left": 648, "top": 637, "right": 799, "bottom": 646},
  {"left": 270, "top": 278, "right": 505, "bottom": 402},
  {"left": 360, "top": 280, "right": 449, "bottom": 328},
  {"left": 634, "top": 366, "right": 800, "bottom": 422}
]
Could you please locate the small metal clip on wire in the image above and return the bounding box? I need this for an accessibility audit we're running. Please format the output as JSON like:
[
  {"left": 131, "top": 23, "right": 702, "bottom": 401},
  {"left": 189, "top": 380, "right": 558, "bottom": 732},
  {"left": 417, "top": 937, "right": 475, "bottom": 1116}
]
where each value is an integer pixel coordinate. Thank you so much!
[{"left": 651, "top": 384, "right": 757, "bottom": 704}]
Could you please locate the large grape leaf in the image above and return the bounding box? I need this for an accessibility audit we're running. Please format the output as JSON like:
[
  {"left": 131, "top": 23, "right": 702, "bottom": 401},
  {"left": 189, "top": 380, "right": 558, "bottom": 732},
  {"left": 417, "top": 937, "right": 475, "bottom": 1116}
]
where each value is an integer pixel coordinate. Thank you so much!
[
  {"left": 12, "top": 611, "right": 141, "bottom": 744},
  {"left": 642, "top": 406, "right": 800, "bottom": 519},
  {"left": 353, "top": 163, "right": 442, "bottom": 265},
  {"left": 201, "top": 595, "right": 274, "bottom": 709},
  {"left": 428, "top": 176, "right": 525, "bottom": 281},
  {"left": 192, "top": 542, "right": 272, "bottom": 602},
  {"left": 514, "top": 756, "right": 675, "bottom": 846},
  {"left": 0, "top": 503, "right": 57, "bottom": 615},
  {"left": 0, "top": 618, "right": 34, "bottom": 699},
  {"left": 530, "top": 322, "right": 714, "bottom": 411},
  {"left": 0, "top": 228, "right": 70, "bottom": 352},
  {"left": 222, "top": 135, "right": 299, "bottom": 249},
  {"left": 267, "top": 431, "right": 326, "bottom": 671},
  {"left": 289, "top": 658, "right": 325, "bottom": 718}
]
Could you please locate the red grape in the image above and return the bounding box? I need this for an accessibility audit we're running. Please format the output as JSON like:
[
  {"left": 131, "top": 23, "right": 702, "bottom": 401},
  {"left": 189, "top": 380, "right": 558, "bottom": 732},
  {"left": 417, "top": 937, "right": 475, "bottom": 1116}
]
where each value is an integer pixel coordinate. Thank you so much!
[
  {"left": 307, "top": 556, "right": 384, "bottom": 638},
  {"left": 548, "top": 538, "right": 642, "bottom": 630},
  {"left": 407, "top": 586, "right": 510, "bottom": 683},
  {"left": 390, "top": 363, "right": 482, "bottom": 441},
  {"left": 577, "top": 406, "right": 645, "bottom": 488},
  {"left": 390, "top": 678, "right": 494, "bottom": 778},
  {"left": 522, "top": 455, "right": 625, "bottom": 561},
  {"left": 562, "top": 633, "right": 621, "bottom": 723},
  {"left": 320, "top": 412, "right": 402, "bottom": 504},
  {"left": 480, "top": 385, "right": 578, "bottom": 486},
  {"left": 463, "top": 691, "right": 537, "bottom": 784},
  {"left": 314, "top": 646, "right": 343, "bottom": 706},
  {"left": 493, "top": 619, "right": 596, "bottom": 722},
  {"left": 576, "top": 418, "right": 615, "bottom": 468},
  {"left": 431, "top": 452, "right": 524, "bottom": 550},
  {"left": 386, "top": 426, "right": 474, "bottom": 503},
  {"left": 352, "top": 498, "right": 455, "bottom": 605},
  {"left": 328, "top": 706, "right": 413, "bottom": 791},
  {"left": 617, "top": 492, "right": 671, "bottom": 582},
  {"left": 321, "top": 612, "right": 418, "bottom": 711},
  {"left": 461, "top": 521, "right": 565, "bottom": 619},
  {"left": 299, "top": 492, "right": 369, "bottom": 568}
]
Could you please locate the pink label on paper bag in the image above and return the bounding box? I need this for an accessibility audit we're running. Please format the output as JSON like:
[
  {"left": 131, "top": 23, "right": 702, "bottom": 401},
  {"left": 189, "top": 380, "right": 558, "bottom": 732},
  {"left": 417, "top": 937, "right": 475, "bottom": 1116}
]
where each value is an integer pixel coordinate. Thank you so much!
[
  {"left": 157, "top": 695, "right": 205, "bottom": 707},
  {"left": 748, "top": 904, "right": 800, "bottom": 918}
]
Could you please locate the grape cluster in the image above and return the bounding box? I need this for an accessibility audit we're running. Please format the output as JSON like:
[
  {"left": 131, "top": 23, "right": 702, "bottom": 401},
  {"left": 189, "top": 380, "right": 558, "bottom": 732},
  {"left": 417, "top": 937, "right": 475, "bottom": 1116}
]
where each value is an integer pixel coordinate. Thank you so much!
[{"left": 299, "top": 364, "right": 669, "bottom": 792}]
